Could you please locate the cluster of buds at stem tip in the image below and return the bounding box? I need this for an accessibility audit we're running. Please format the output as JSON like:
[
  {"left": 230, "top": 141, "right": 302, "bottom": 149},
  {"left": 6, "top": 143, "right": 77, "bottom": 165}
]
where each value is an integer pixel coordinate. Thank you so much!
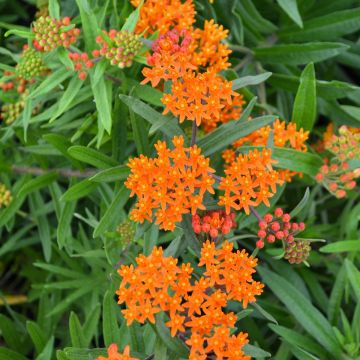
[
  {"left": 0, "top": 183, "right": 12, "bottom": 208},
  {"left": 116, "top": 219, "right": 135, "bottom": 246},
  {"left": 284, "top": 239, "right": 311, "bottom": 264},
  {"left": 256, "top": 208, "right": 305, "bottom": 249},
  {"left": 16, "top": 45, "right": 47, "bottom": 80},
  {"left": 33, "top": 16, "right": 80, "bottom": 52},
  {"left": 325, "top": 125, "right": 360, "bottom": 161},
  {"left": 93, "top": 30, "right": 142, "bottom": 68},
  {"left": 0, "top": 71, "right": 30, "bottom": 94},
  {"left": 68, "top": 52, "right": 94, "bottom": 80},
  {"left": 192, "top": 210, "right": 236, "bottom": 240},
  {"left": 315, "top": 161, "right": 359, "bottom": 198},
  {"left": 0, "top": 91, "right": 28, "bottom": 125}
]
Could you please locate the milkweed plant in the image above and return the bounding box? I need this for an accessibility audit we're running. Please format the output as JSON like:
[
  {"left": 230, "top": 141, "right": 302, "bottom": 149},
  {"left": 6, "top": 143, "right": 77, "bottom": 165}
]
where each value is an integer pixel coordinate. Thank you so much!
[{"left": 0, "top": 0, "right": 360, "bottom": 359}]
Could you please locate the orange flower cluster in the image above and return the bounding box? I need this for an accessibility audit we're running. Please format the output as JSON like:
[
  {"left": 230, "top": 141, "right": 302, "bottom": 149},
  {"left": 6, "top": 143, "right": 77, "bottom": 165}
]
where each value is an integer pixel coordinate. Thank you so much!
[
  {"left": 117, "top": 242, "right": 263, "bottom": 359},
  {"left": 130, "top": 0, "right": 196, "bottom": 36},
  {"left": 97, "top": 344, "right": 138, "bottom": 360},
  {"left": 141, "top": 29, "right": 194, "bottom": 87},
  {"left": 125, "top": 136, "right": 215, "bottom": 231},
  {"left": 162, "top": 71, "right": 238, "bottom": 125},
  {"left": 189, "top": 19, "right": 232, "bottom": 72},
  {"left": 219, "top": 149, "right": 283, "bottom": 214},
  {"left": 222, "top": 119, "right": 309, "bottom": 182},
  {"left": 202, "top": 95, "right": 246, "bottom": 133}
]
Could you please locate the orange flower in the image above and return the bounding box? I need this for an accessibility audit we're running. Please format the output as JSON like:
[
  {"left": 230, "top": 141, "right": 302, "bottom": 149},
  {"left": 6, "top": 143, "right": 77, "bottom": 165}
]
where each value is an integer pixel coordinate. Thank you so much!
[
  {"left": 162, "top": 71, "right": 238, "bottom": 126},
  {"left": 189, "top": 19, "right": 232, "bottom": 72},
  {"left": 96, "top": 344, "right": 138, "bottom": 360},
  {"left": 201, "top": 95, "right": 246, "bottom": 133},
  {"left": 219, "top": 149, "right": 283, "bottom": 214},
  {"left": 125, "top": 136, "right": 215, "bottom": 230},
  {"left": 130, "top": 0, "right": 196, "bottom": 36}
]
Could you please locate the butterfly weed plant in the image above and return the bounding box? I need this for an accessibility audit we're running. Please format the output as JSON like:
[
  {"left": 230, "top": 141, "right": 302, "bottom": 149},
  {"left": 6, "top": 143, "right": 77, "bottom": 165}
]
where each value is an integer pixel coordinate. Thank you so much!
[{"left": 0, "top": 0, "right": 360, "bottom": 359}]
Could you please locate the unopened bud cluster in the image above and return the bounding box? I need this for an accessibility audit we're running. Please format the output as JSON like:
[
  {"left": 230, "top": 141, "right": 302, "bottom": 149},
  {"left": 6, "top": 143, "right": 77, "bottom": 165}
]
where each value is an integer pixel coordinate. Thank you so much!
[
  {"left": 325, "top": 125, "right": 360, "bottom": 161},
  {"left": 16, "top": 45, "right": 47, "bottom": 80},
  {"left": 192, "top": 210, "right": 236, "bottom": 239},
  {"left": 0, "top": 71, "right": 28, "bottom": 94},
  {"left": 116, "top": 219, "right": 135, "bottom": 245},
  {"left": 256, "top": 208, "right": 305, "bottom": 249},
  {"left": 315, "top": 161, "right": 359, "bottom": 198},
  {"left": 284, "top": 239, "right": 311, "bottom": 264},
  {"left": 0, "top": 183, "right": 12, "bottom": 208},
  {"left": 33, "top": 16, "right": 80, "bottom": 52},
  {"left": 93, "top": 30, "right": 142, "bottom": 68},
  {"left": 68, "top": 52, "right": 94, "bottom": 80},
  {"left": 0, "top": 96, "right": 26, "bottom": 125}
]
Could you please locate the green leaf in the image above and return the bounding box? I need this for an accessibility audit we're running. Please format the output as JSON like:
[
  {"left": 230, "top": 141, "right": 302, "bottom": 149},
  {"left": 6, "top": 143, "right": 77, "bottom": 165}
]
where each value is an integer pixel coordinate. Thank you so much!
[
  {"left": 270, "top": 324, "right": 327, "bottom": 358},
  {"left": 69, "top": 312, "right": 87, "bottom": 348},
  {"left": 36, "top": 336, "right": 54, "bottom": 360},
  {"left": 280, "top": 8, "right": 360, "bottom": 42},
  {"left": 57, "top": 200, "right": 77, "bottom": 250},
  {"left": 129, "top": 108, "right": 150, "bottom": 156},
  {"left": 61, "top": 180, "right": 98, "bottom": 201},
  {"left": 259, "top": 267, "right": 341, "bottom": 355},
  {"left": 0, "top": 314, "right": 21, "bottom": 350},
  {"left": 5, "top": 28, "right": 34, "bottom": 39},
  {"left": 292, "top": 63, "right": 316, "bottom": 131},
  {"left": 18, "top": 173, "right": 58, "bottom": 198},
  {"left": 0, "top": 348, "right": 28, "bottom": 360},
  {"left": 198, "top": 115, "right": 277, "bottom": 156},
  {"left": 345, "top": 259, "right": 360, "bottom": 302},
  {"left": 102, "top": 290, "right": 121, "bottom": 346},
  {"left": 232, "top": 72, "right": 272, "bottom": 90},
  {"left": 150, "top": 316, "right": 189, "bottom": 358},
  {"left": 290, "top": 188, "right": 310, "bottom": 217},
  {"left": 27, "top": 321, "right": 47, "bottom": 355},
  {"left": 121, "top": 0, "right": 143, "bottom": 32},
  {"left": 269, "top": 73, "right": 360, "bottom": 100},
  {"left": 68, "top": 146, "right": 118, "bottom": 169},
  {"left": 119, "top": 94, "right": 185, "bottom": 139},
  {"left": 90, "top": 165, "right": 130, "bottom": 182},
  {"left": 75, "top": 0, "right": 99, "bottom": 52},
  {"left": 30, "top": 68, "right": 71, "bottom": 99},
  {"left": 83, "top": 304, "right": 101, "bottom": 346},
  {"left": 49, "top": 0, "right": 60, "bottom": 18},
  {"left": 243, "top": 344, "right": 271, "bottom": 358},
  {"left": 22, "top": 97, "right": 32, "bottom": 141},
  {"left": 50, "top": 77, "right": 84, "bottom": 122},
  {"left": 320, "top": 240, "right": 360, "bottom": 253},
  {"left": 93, "top": 186, "right": 130, "bottom": 237},
  {"left": 91, "top": 77, "right": 112, "bottom": 134},
  {"left": 254, "top": 42, "right": 349, "bottom": 65},
  {"left": 276, "top": 0, "right": 303, "bottom": 28}
]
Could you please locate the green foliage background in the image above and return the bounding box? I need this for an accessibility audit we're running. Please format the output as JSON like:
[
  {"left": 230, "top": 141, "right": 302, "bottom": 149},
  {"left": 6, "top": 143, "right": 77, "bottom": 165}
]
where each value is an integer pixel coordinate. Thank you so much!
[{"left": 0, "top": 0, "right": 360, "bottom": 359}]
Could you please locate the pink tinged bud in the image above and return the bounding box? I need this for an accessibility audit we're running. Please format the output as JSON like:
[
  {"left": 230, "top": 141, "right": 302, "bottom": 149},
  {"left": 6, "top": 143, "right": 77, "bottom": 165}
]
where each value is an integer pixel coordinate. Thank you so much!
[
  {"left": 329, "top": 182, "right": 338, "bottom": 191},
  {"left": 299, "top": 222, "right": 306, "bottom": 231},
  {"left": 282, "top": 214, "right": 291, "bottom": 223},
  {"left": 78, "top": 71, "right": 87, "bottom": 80},
  {"left": 209, "top": 228, "right": 218, "bottom": 238},
  {"left": 275, "top": 231, "right": 284, "bottom": 240},
  {"left": 274, "top": 208, "right": 283, "bottom": 217},
  {"left": 286, "top": 235, "right": 294, "bottom": 243},
  {"left": 264, "top": 214, "right": 273, "bottom": 223},
  {"left": 256, "top": 240, "right": 264, "bottom": 249},
  {"left": 257, "top": 230, "right": 266, "bottom": 238},
  {"left": 267, "top": 234, "right": 275, "bottom": 243},
  {"left": 221, "top": 226, "right": 230, "bottom": 235},
  {"left": 202, "top": 223, "right": 210, "bottom": 233},
  {"left": 291, "top": 223, "right": 299, "bottom": 231},
  {"left": 271, "top": 222, "right": 280, "bottom": 232},
  {"left": 258, "top": 220, "right": 267, "bottom": 229},
  {"left": 346, "top": 181, "right": 356, "bottom": 190},
  {"left": 193, "top": 225, "right": 201, "bottom": 234}
]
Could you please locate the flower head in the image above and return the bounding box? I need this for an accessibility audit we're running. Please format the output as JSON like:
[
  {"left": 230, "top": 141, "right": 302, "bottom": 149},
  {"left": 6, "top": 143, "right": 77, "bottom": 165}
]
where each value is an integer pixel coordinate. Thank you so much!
[
  {"left": 125, "top": 136, "right": 215, "bottom": 230},
  {"left": 130, "top": 0, "right": 196, "bottom": 36},
  {"left": 33, "top": 16, "right": 80, "bottom": 52},
  {"left": 0, "top": 183, "right": 12, "bottom": 208},
  {"left": 218, "top": 149, "right": 283, "bottom": 214},
  {"left": 16, "top": 45, "right": 47, "bottom": 80}
]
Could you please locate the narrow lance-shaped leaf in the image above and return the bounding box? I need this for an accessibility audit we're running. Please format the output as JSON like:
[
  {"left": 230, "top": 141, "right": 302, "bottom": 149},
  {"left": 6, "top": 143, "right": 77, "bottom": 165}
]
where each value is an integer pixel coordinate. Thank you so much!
[
  {"left": 292, "top": 62, "right": 316, "bottom": 131},
  {"left": 276, "top": 0, "right": 303, "bottom": 28}
]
